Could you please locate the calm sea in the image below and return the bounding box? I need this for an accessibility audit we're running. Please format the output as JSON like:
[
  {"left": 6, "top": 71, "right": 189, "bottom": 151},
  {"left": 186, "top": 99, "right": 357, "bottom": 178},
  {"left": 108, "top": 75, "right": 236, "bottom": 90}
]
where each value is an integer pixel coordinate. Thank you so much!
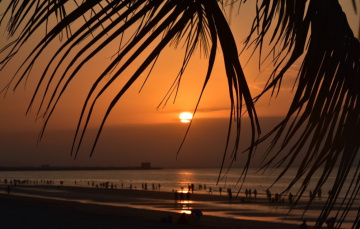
[{"left": 0, "top": 167, "right": 354, "bottom": 197}]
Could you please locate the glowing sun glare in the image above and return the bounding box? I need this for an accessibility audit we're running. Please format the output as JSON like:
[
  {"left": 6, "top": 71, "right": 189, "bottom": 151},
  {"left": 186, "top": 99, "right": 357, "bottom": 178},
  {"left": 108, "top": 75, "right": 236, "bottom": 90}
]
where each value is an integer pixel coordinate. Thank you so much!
[{"left": 179, "top": 112, "right": 193, "bottom": 123}]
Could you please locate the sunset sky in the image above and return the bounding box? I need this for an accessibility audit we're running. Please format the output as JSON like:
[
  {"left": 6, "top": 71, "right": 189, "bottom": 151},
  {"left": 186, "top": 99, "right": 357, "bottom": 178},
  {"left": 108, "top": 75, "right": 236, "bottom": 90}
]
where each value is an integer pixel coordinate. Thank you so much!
[{"left": 0, "top": 1, "right": 358, "bottom": 168}]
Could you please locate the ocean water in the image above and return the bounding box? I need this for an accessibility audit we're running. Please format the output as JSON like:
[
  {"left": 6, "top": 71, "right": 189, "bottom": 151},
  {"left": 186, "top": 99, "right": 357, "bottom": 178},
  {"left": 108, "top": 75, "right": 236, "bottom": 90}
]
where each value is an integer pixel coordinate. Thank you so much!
[{"left": 0, "top": 167, "right": 355, "bottom": 197}]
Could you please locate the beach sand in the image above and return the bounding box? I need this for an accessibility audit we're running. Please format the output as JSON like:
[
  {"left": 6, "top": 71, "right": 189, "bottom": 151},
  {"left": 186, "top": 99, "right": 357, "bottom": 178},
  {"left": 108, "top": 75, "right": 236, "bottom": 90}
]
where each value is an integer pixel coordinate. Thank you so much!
[{"left": 0, "top": 185, "right": 333, "bottom": 228}]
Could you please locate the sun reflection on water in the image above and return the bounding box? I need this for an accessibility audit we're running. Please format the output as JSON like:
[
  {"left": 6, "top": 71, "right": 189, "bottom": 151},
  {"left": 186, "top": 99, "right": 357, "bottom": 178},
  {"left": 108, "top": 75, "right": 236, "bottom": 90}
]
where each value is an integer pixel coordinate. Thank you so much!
[{"left": 179, "top": 209, "right": 192, "bottom": 214}]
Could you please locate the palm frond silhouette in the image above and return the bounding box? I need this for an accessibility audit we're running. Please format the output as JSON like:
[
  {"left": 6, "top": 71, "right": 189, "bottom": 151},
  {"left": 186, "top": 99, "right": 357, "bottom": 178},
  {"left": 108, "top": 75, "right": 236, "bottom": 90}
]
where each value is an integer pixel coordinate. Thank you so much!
[{"left": 0, "top": 1, "right": 359, "bottom": 228}]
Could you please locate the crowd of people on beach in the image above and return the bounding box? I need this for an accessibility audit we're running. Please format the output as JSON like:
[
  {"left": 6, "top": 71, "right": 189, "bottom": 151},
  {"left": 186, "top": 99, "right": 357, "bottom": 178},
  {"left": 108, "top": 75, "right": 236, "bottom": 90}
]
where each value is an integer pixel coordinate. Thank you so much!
[
  {"left": 141, "top": 182, "right": 161, "bottom": 191},
  {"left": 0, "top": 177, "right": 332, "bottom": 204},
  {"left": 244, "top": 188, "right": 257, "bottom": 198},
  {"left": 264, "top": 188, "right": 326, "bottom": 206},
  {"left": 173, "top": 190, "right": 191, "bottom": 203},
  {"left": 0, "top": 178, "right": 165, "bottom": 192},
  {"left": 1, "top": 178, "right": 56, "bottom": 186},
  {"left": 0, "top": 178, "right": 343, "bottom": 228}
]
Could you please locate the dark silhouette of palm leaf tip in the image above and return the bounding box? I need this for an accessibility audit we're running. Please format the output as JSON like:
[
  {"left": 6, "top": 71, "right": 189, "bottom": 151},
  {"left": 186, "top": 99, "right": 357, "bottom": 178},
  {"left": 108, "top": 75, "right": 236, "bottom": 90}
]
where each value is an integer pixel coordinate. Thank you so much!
[{"left": 1, "top": 1, "right": 360, "bottom": 228}]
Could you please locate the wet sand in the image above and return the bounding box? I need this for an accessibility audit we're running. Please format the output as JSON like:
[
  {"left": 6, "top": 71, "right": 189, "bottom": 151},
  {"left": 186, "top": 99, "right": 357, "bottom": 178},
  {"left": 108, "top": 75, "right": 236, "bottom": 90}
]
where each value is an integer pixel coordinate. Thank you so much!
[{"left": 0, "top": 185, "right": 338, "bottom": 228}]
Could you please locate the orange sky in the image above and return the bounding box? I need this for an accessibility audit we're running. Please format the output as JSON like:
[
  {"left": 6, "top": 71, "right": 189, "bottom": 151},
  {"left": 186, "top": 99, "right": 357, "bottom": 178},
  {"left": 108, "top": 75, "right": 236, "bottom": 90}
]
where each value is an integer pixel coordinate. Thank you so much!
[
  {"left": 0, "top": 1, "right": 358, "bottom": 167},
  {"left": 0, "top": 2, "right": 292, "bottom": 130}
]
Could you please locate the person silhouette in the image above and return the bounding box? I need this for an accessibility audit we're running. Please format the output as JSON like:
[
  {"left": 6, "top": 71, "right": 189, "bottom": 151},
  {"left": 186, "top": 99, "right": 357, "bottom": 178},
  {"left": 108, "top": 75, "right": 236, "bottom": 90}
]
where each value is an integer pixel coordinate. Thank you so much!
[
  {"left": 300, "top": 219, "right": 308, "bottom": 229},
  {"left": 174, "top": 190, "right": 178, "bottom": 203},
  {"left": 228, "top": 188, "right": 232, "bottom": 201},
  {"left": 177, "top": 213, "right": 188, "bottom": 224}
]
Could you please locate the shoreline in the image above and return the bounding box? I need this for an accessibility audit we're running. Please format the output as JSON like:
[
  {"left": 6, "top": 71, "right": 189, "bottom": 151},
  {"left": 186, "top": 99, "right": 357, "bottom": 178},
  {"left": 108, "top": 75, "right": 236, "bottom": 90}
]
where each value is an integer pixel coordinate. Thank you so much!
[
  {"left": 0, "top": 166, "right": 163, "bottom": 171},
  {"left": 0, "top": 184, "right": 330, "bottom": 228}
]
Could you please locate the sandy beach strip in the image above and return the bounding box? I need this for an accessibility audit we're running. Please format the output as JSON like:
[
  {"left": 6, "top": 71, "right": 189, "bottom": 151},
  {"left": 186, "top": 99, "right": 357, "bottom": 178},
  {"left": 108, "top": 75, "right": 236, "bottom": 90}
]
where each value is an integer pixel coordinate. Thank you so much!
[{"left": 0, "top": 185, "right": 309, "bottom": 228}]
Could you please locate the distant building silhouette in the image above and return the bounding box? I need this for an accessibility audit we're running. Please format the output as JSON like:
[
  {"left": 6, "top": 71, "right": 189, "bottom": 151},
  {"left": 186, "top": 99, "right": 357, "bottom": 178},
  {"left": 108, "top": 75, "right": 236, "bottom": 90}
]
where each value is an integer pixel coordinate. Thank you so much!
[{"left": 141, "top": 162, "right": 151, "bottom": 169}]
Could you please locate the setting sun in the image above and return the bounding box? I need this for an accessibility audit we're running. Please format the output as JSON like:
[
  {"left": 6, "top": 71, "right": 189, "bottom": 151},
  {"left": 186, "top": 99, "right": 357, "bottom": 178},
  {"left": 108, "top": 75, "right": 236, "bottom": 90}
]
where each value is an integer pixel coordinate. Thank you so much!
[{"left": 179, "top": 112, "right": 193, "bottom": 123}]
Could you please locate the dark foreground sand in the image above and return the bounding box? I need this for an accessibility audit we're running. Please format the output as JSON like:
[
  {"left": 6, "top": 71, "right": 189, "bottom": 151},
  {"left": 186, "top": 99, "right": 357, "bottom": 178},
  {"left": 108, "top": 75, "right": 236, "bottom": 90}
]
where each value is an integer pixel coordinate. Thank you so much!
[{"left": 0, "top": 185, "right": 319, "bottom": 228}]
